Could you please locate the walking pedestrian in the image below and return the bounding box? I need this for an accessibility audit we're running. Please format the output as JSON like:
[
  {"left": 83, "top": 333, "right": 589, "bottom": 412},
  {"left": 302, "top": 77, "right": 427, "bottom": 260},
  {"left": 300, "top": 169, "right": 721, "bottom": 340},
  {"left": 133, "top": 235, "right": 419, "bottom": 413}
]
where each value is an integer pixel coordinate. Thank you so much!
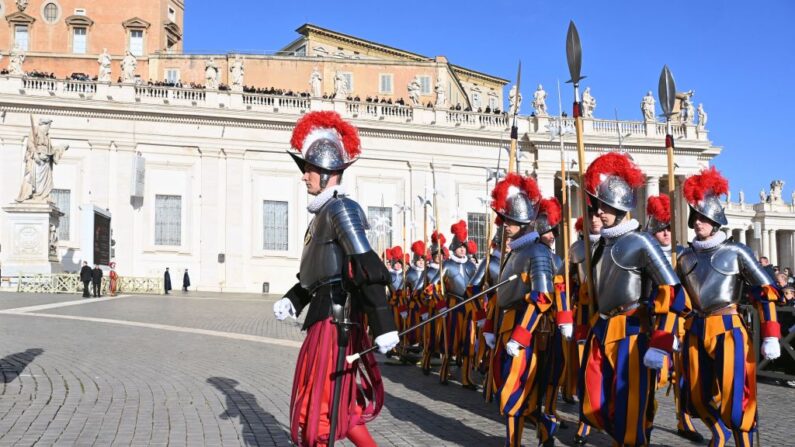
[
  {"left": 164, "top": 267, "right": 172, "bottom": 295},
  {"left": 91, "top": 264, "right": 103, "bottom": 298},
  {"left": 182, "top": 269, "right": 191, "bottom": 292},
  {"left": 80, "top": 261, "right": 92, "bottom": 297}
]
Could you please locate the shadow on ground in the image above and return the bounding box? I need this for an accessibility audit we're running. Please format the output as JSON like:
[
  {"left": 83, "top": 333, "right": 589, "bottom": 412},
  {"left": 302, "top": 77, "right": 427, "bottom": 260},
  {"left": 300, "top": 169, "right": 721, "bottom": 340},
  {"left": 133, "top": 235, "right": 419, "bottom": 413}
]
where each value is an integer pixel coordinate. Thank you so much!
[
  {"left": 0, "top": 348, "right": 44, "bottom": 384},
  {"left": 207, "top": 376, "right": 291, "bottom": 446}
]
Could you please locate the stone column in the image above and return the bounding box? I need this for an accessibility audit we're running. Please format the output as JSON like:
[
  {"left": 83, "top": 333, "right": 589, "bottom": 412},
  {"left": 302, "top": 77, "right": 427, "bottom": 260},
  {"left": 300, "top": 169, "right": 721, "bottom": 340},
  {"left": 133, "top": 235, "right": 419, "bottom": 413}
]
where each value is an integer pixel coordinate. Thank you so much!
[
  {"left": 738, "top": 227, "right": 746, "bottom": 245},
  {"left": 770, "top": 229, "right": 778, "bottom": 266},
  {"left": 536, "top": 171, "right": 555, "bottom": 199},
  {"left": 762, "top": 228, "right": 769, "bottom": 260},
  {"left": 645, "top": 176, "right": 660, "bottom": 197}
]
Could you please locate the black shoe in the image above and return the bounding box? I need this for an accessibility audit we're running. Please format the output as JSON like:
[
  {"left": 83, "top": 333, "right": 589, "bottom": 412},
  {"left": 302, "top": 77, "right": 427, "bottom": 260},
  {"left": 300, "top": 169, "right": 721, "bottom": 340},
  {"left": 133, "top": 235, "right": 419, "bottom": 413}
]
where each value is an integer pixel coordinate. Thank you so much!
[
  {"left": 559, "top": 420, "right": 569, "bottom": 430},
  {"left": 440, "top": 379, "right": 449, "bottom": 385},
  {"left": 573, "top": 434, "right": 587, "bottom": 445},
  {"left": 462, "top": 383, "right": 478, "bottom": 391},
  {"left": 676, "top": 428, "right": 704, "bottom": 443},
  {"left": 541, "top": 438, "right": 555, "bottom": 447},
  {"left": 422, "top": 367, "right": 430, "bottom": 376},
  {"left": 562, "top": 395, "right": 576, "bottom": 404}
]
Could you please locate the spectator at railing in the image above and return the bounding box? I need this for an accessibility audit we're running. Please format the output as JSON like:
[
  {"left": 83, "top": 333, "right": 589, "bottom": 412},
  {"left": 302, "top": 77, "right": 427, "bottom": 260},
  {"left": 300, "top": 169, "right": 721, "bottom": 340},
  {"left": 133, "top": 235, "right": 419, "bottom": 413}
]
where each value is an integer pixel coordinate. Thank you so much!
[{"left": 27, "top": 70, "right": 56, "bottom": 79}]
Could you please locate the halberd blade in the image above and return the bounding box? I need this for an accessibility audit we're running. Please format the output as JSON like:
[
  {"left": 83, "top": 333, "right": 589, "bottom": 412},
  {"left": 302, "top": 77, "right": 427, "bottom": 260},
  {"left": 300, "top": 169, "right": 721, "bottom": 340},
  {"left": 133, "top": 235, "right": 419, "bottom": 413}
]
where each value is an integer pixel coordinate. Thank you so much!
[
  {"left": 515, "top": 61, "right": 522, "bottom": 99},
  {"left": 566, "top": 21, "right": 584, "bottom": 84},
  {"left": 658, "top": 65, "right": 676, "bottom": 118}
]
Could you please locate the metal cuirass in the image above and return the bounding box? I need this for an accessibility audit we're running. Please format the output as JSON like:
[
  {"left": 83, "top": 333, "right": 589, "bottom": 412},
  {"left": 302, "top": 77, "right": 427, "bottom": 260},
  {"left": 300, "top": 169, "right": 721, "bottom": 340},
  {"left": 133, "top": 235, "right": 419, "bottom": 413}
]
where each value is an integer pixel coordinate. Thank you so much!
[
  {"left": 497, "top": 242, "right": 555, "bottom": 309},
  {"left": 405, "top": 266, "right": 425, "bottom": 293},
  {"left": 299, "top": 195, "right": 371, "bottom": 292},
  {"left": 593, "top": 231, "right": 679, "bottom": 314},
  {"left": 677, "top": 241, "right": 771, "bottom": 313},
  {"left": 389, "top": 270, "right": 405, "bottom": 292},
  {"left": 470, "top": 252, "right": 502, "bottom": 289},
  {"left": 570, "top": 238, "right": 598, "bottom": 284},
  {"left": 441, "top": 258, "right": 476, "bottom": 298}
]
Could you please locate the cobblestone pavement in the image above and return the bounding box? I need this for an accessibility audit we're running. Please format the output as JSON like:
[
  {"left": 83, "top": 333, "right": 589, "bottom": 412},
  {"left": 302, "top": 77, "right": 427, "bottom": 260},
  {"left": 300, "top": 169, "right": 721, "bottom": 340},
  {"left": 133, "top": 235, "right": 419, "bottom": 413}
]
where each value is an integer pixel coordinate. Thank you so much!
[{"left": 0, "top": 291, "right": 792, "bottom": 446}]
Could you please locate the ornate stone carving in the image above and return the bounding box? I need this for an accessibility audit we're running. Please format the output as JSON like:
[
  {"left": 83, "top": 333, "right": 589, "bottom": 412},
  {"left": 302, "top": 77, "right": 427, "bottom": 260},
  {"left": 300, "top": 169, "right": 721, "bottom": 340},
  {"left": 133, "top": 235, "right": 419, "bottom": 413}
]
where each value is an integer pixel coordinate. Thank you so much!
[
  {"left": 739, "top": 190, "right": 745, "bottom": 204},
  {"left": 121, "top": 51, "right": 137, "bottom": 83},
  {"left": 48, "top": 223, "right": 58, "bottom": 257},
  {"left": 16, "top": 117, "right": 69, "bottom": 203},
  {"left": 582, "top": 87, "right": 596, "bottom": 118},
  {"left": 309, "top": 68, "right": 322, "bottom": 98},
  {"left": 760, "top": 189, "right": 768, "bottom": 203},
  {"left": 204, "top": 57, "right": 219, "bottom": 90},
  {"left": 641, "top": 91, "right": 655, "bottom": 121},
  {"left": 770, "top": 180, "right": 785, "bottom": 204},
  {"left": 229, "top": 57, "right": 244, "bottom": 92},
  {"left": 434, "top": 79, "right": 446, "bottom": 107},
  {"left": 333, "top": 70, "right": 348, "bottom": 97},
  {"left": 97, "top": 48, "right": 112, "bottom": 82},
  {"left": 9, "top": 45, "right": 25, "bottom": 76},
  {"left": 697, "top": 103, "right": 708, "bottom": 130},
  {"left": 407, "top": 77, "right": 421, "bottom": 106},
  {"left": 532, "top": 84, "right": 547, "bottom": 116},
  {"left": 679, "top": 90, "right": 695, "bottom": 124},
  {"left": 508, "top": 84, "right": 522, "bottom": 115},
  {"left": 16, "top": 0, "right": 29, "bottom": 12}
]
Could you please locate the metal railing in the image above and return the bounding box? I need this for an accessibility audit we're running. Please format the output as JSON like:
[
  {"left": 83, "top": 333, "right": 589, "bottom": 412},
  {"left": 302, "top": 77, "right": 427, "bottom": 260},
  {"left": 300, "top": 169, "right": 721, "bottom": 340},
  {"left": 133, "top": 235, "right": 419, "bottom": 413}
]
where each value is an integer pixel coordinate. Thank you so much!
[{"left": 15, "top": 273, "right": 163, "bottom": 295}]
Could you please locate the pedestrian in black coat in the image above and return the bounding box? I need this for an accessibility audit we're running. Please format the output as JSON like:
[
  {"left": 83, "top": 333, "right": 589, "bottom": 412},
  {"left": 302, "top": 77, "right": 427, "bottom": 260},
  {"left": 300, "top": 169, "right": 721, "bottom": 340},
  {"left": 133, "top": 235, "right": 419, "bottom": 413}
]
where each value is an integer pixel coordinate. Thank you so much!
[
  {"left": 91, "top": 265, "right": 103, "bottom": 298},
  {"left": 164, "top": 268, "right": 172, "bottom": 295},
  {"left": 182, "top": 269, "right": 191, "bottom": 292},
  {"left": 79, "top": 261, "right": 92, "bottom": 297}
]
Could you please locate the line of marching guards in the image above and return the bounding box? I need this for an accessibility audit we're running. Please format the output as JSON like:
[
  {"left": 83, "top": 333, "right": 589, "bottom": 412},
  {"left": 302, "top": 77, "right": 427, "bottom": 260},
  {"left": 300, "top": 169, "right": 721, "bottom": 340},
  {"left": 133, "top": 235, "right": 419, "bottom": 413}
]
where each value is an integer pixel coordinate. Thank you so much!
[{"left": 381, "top": 155, "right": 783, "bottom": 447}]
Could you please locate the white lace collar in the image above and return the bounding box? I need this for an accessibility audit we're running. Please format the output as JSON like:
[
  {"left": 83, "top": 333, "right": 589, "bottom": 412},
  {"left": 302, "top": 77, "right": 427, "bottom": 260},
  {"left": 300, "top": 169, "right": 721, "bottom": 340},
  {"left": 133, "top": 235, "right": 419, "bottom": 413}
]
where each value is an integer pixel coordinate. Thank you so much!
[
  {"left": 692, "top": 231, "right": 727, "bottom": 251},
  {"left": 601, "top": 219, "right": 639, "bottom": 239},
  {"left": 449, "top": 253, "right": 468, "bottom": 264},
  {"left": 428, "top": 262, "right": 440, "bottom": 270},
  {"left": 588, "top": 233, "right": 601, "bottom": 243},
  {"left": 307, "top": 185, "right": 346, "bottom": 214}
]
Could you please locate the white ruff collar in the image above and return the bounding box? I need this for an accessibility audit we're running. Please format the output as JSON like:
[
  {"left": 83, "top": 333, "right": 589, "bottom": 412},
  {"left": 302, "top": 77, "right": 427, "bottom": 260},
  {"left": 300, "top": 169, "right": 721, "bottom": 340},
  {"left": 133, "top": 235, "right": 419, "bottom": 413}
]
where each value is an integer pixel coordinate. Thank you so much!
[
  {"left": 589, "top": 233, "right": 601, "bottom": 243},
  {"left": 307, "top": 185, "right": 346, "bottom": 214},
  {"left": 692, "top": 231, "right": 727, "bottom": 251},
  {"left": 449, "top": 253, "right": 467, "bottom": 264},
  {"left": 412, "top": 265, "right": 425, "bottom": 272},
  {"left": 429, "top": 262, "right": 440, "bottom": 270},
  {"left": 601, "top": 219, "right": 639, "bottom": 239}
]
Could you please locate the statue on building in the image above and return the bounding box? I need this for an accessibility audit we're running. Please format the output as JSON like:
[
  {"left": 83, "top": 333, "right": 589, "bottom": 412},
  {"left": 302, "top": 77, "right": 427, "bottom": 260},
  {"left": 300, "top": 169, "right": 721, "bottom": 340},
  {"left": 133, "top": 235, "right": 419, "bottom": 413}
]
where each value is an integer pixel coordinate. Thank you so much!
[
  {"left": 8, "top": 45, "right": 25, "bottom": 76},
  {"left": 229, "top": 57, "right": 244, "bottom": 92},
  {"left": 407, "top": 77, "right": 421, "bottom": 106},
  {"left": 309, "top": 68, "right": 322, "bottom": 98},
  {"left": 582, "top": 87, "right": 596, "bottom": 118},
  {"left": 97, "top": 48, "right": 112, "bottom": 82},
  {"left": 333, "top": 70, "right": 348, "bottom": 97},
  {"left": 770, "top": 180, "right": 785, "bottom": 204},
  {"left": 434, "top": 79, "right": 446, "bottom": 107},
  {"left": 15, "top": 0, "right": 28, "bottom": 12},
  {"left": 121, "top": 51, "right": 137, "bottom": 83},
  {"left": 760, "top": 189, "right": 768, "bottom": 203},
  {"left": 791, "top": 190, "right": 795, "bottom": 206},
  {"left": 16, "top": 117, "right": 69, "bottom": 203},
  {"left": 508, "top": 84, "right": 522, "bottom": 115},
  {"left": 679, "top": 90, "right": 695, "bottom": 124},
  {"left": 532, "top": 84, "right": 547, "bottom": 116},
  {"left": 641, "top": 91, "right": 656, "bottom": 121},
  {"left": 697, "top": 103, "right": 708, "bottom": 130},
  {"left": 204, "top": 57, "right": 219, "bottom": 90},
  {"left": 739, "top": 190, "right": 745, "bottom": 204}
]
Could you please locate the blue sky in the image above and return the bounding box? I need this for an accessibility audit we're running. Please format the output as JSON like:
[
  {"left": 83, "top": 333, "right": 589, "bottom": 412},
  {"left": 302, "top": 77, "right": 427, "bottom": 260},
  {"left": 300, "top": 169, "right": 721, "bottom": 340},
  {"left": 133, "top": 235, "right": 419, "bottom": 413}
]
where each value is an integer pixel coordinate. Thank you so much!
[{"left": 186, "top": 0, "right": 794, "bottom": 198}]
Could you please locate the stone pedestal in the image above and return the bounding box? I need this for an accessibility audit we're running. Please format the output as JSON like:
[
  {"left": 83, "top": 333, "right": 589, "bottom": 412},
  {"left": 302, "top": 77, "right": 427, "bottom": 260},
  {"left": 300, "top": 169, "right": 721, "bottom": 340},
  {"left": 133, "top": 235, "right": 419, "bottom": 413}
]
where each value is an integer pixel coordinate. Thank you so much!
[{"left": 1, "top": 201, "right": 63, "bottom": 276}]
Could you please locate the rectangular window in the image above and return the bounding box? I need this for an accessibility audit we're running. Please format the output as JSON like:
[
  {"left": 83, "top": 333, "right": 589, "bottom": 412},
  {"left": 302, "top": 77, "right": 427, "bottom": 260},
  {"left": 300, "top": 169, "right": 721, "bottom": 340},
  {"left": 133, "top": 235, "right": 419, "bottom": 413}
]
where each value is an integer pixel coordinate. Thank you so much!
[
  {"left": 15, "top": 25, "right": 29, "bottom": 51},
  {"left": 419, "top": 76, "right": 431, "bottom": 95},
  {"left": 379, "top": 74, "right": 393, "bottom": 94},
  {"left": 52, "top": 189, "right": 71, "bottom": 240},
  {"left": 73, "top": 27, "right": 87, "bottom": 54},
  {"left": 467, "top": 212, "right": 488, "bottom": 260},
  {"left": 489, "top": 96, "right": 498, "bottom": 110},
  {"left": 130, "top": 30, "right": 144, "bottom": 56},
  {"left": 366, "top": 206, "right": 392, "bottom": 250},
  {"left": 263, "top": 200, "right": 289, "bottom": 251},
  {"left": 155, "top": 194, "right": 181, "bottom": 246},
  {"left": 341, "top": 73, "right": 353, "bottom": 94},
  {"left": 165, "top": 69, "right": 180, "bottom": 84}
]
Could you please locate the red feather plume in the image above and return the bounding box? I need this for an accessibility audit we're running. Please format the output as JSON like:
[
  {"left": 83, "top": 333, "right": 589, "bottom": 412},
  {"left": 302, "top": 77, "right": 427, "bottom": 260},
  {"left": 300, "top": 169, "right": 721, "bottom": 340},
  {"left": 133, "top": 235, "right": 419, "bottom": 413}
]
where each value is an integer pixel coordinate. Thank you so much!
[
  {"left": 384, "top": 247, "right": 393, "bottom": 261},
  {"left": 431, "top": 230, "right": 446, "bottom": 246},
  {"left": 467, "top": 240, "right": 478, "bottom": 254},
  {"left": 442, "top": 246, "right": 450, "bottom": 259},
  {"left": 683, "top": 166, "right": 729, "bottom": 205},
  {"left": 584, "top": 152, "right": 645, "bottom": 194},
  {"left": 575, "top": 216, "right": 584, "bottom": 233},
  {"left": 411, "top": 240, "right": 426, "bottom": 257},
  {"left": 538, "top": 198, "right": 562, "bottom": 227},
  {"left": 450, "top": 220, "right": 468, "bottom": 242},
  {"left": 290, "top": 111, "right": 361, "bottom": 159},
  {"left": 390, "top": 246, "right": 404, "bottom": 262},
  {"left": 490, "top": 173, "right": 541, "bottom": 214},
  {"left": 646, "top": 194, "right": 671, "bottom": 223}
]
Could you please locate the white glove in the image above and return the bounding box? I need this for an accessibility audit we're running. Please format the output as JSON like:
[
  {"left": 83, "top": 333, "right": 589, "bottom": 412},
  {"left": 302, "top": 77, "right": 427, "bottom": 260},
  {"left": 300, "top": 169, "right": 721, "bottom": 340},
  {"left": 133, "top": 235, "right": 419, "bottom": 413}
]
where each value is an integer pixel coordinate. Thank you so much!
[
  {"left": 437, "top": 306, "right": 448, "bottom": 313},
  {"left": 399, "top": 311, "right": 408, "bottom": 319},
  {"left": 483, "top": 332, "right": 496, "bottom": 349},
  {"left": 643, "top": 347, "right": 668, "bottom": 370},
  {"left": 673, "top": 336, "right": 682, "bottom": 353},
  {"left": 374, "top": 331, "right": 400, "bottom": 354},
  {"left": 762, "top": 337, "right": 781, "bottom": 360},
  {"left": 559, "top": 323, "right": 573, "bottom": 341},
  {"left": 273, "top": 298, "right": 296, "bottom": 321},
  {"left": 506, "top": 339, "right": 524, "bottom": 358},
  {"left": 476, "top": 318, "right": 486, "bottom": 329},
  {"left": 420, "top": 312, "right": 429, "bottom": 321}
]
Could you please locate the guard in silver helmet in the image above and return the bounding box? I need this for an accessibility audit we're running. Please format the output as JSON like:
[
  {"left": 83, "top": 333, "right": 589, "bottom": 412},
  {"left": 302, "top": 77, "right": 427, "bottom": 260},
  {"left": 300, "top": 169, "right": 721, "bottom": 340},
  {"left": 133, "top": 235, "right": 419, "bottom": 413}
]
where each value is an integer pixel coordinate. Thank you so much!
[
  {"left": 420, "top": 230, "right": 445, "bottom": 375},
  {"left": 385, "top": 246, "right": 409, "bottom": 359},
  {"left": 273, "top": 111, "right": 398, "bottom": 447},
  {"left": 470, "top": 226, "right": 505, "bottom": 384},
  {"left": 487, "top": 173, "right": 567, "bottom": 447},
  {"left": 429, "top": 220, "right": 477, "bottom": 388},
  {"left": 644, "top": 194, "right": 703, "bottom": 443},
  {"left": 578, "top": 152, "right": 689, "bottom": 447},
  {"left": 677, "top": 167, "right": 781, "bottom": 447},
  {"left": 405, "top": 240, "right": 429, "bottom": 348}
]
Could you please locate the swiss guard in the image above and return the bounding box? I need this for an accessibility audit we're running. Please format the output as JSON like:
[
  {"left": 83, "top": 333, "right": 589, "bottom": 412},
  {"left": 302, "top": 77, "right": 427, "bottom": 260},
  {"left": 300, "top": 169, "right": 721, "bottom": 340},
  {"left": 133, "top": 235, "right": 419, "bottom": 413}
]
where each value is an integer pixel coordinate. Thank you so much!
[
  {"left": 272, "top": 111, "right": 399, "bottom": 447},
  {"left": 678, "top": 167, "right": 781, "bottom": 447},
  {"left": 579, "top": 152, "right": 689, "bottom": 446}
]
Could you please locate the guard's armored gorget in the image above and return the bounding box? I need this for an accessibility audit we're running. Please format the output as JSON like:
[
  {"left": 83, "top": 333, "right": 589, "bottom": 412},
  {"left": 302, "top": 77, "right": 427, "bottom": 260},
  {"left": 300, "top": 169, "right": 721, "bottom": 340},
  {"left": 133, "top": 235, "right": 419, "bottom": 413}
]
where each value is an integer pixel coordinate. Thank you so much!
[
  {"left": 497, "top": 233, "right": 555, "bottom": 309},
  {"left": 470, "top": 251, "right": 501, "bottom": 289},
  {"left": 405, "top": 265, "right": 426, "bottom": 293}
]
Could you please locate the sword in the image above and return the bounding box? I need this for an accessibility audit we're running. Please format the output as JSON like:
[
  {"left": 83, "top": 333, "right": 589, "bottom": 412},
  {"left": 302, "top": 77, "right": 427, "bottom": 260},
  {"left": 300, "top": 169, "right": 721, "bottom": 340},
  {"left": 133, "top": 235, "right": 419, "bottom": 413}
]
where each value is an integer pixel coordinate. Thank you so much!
[
  {"left": 658, "top": 65, "right": 680, "bottom": 268},
  {"left": 346, "top": 274, "right": 518, "bottom": 364},
  {"left": 328, "top": 294, "right": 354, "bottom": 447}
]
